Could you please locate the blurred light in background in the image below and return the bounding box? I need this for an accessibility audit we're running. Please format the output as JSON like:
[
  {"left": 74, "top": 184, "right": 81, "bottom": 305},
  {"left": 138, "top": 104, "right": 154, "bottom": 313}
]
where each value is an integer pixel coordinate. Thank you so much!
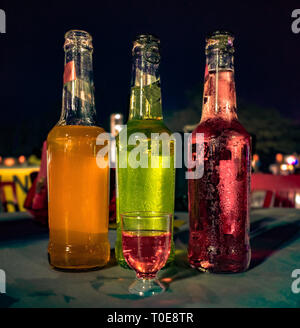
[
  {"left": 18, "top": 155, "right": 26, "bottom": 164},
  {"left": 252, "top": 154, "right": 260, "bottom": 172},
  {"left": 286, "top": 155, "right": 298, "bottom": 166},
  {"left": 280, "top": 163, "right": 295, "bottom": 175},
  {"left": 296, "top": 193, "right": 300, "bottom": 209},
  {"left": 280, "top": 164, "right": 288, "bottom": 171},
  {"left": 110, "top": 113, "right": 124, "bottom": 165},
  {"left": 276, "top": 153, "right": 283, "bottom": 163},
  {"left": 110, "top": 113, "right": 124, "bottom": 137},
  {"left": 4, "top": 157, "right": 16, "bottom": 167}
]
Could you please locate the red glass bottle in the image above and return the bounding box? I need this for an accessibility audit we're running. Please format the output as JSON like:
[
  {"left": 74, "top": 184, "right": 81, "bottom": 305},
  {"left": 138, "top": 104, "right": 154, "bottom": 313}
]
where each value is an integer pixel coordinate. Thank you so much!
[{"left": 188, "top": 31, "right": 251, "bottom": 273}]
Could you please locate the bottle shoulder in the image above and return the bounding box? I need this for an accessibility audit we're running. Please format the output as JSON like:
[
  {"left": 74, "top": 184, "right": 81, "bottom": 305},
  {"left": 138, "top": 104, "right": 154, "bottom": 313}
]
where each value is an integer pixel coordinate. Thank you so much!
[
  {"left": 47, "top": 125, "right": 106, "bottom": 142},
  {"left": 192, "top": 118, "right": 250, "bottom": 140},
  {"left": 123, "top": 119, "right": 172, "bottom": 135}
]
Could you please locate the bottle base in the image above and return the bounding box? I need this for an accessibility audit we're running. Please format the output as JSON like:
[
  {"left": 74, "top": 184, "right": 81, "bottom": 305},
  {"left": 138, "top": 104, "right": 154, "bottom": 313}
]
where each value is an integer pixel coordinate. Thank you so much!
[
  {"left": 48, "top": 239, "right": 110, "bottom": 271},
  {"left": 48, "top": 252, "right": 110, "bottom": 271},
  {"left": 189, "top": 258, "right": 250, "bottom": 273},
  {"left": 49, "top": 262, "right": 107, "bottom": 272}
]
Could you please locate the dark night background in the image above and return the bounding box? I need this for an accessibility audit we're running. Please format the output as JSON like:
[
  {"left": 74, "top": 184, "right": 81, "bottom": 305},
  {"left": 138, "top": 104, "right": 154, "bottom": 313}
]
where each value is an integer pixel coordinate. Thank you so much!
[{"left": 0, "top": 0, "right": 300, "bottom": 169}]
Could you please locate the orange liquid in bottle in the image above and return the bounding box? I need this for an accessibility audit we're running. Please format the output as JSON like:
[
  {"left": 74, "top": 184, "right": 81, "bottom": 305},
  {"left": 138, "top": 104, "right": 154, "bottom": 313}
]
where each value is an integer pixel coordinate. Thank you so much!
[{"left": 47, "top": 125, "right": 110, "bottom": 270}]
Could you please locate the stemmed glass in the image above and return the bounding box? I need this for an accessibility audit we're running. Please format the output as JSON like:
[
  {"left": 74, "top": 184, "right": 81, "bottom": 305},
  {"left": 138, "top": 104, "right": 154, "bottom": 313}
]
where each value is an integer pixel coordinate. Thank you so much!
[{"left": 121, "top": 211, "right": 172, "bottom": 297}]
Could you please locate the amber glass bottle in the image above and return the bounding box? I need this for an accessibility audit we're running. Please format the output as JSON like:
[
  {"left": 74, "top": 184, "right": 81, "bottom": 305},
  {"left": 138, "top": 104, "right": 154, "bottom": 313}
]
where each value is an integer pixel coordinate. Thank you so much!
[{"left": 47, "top": 30, "right": 110, "bottom": 270}]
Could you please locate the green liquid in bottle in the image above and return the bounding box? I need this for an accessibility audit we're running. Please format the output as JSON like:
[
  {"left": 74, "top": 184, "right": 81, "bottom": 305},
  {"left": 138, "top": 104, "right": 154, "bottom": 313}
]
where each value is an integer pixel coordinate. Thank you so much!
[
  {"left": 116, "top": 35, "right": 176, "bottom": 269},
  {"left": 116, "top": 119, "right": 175, "bottom": 269}
]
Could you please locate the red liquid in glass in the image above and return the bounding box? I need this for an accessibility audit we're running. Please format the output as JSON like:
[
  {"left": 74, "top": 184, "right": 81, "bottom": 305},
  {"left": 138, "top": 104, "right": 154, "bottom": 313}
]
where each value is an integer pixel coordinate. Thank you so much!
[
  {"left": 188, "top": 70, "right": 251, "bottom": 273},
  {"left": 122, "top": 231, "right": 171, "bottom": 278}
]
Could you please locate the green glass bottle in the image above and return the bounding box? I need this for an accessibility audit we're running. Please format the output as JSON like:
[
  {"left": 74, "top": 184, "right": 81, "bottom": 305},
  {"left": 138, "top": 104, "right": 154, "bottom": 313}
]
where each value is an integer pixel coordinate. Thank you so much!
[{"left": 115, "top": 34, "right": 175, "bottom": 268}]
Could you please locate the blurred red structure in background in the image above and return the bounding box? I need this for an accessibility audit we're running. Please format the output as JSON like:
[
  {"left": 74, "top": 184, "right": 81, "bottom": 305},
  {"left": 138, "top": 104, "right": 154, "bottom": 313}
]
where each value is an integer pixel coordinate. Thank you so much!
[
  {"left": 251, "top": 173, "right": 300, "bottom": 208},
  {"left": 24, "top": 141, "right": 48, "bottom": 224}
]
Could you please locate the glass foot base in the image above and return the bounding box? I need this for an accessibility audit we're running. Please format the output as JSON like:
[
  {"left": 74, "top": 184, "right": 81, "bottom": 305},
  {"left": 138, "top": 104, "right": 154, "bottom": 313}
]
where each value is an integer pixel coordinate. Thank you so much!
[{"left": 129, "top": 278, "right": 166, "bottom": 297}]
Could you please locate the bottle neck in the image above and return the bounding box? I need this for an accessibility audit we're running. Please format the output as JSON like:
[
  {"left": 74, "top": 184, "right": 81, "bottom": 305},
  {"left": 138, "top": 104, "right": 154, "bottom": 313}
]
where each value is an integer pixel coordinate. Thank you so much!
[
  {"left": 201, "top": 52, "right": 237, "bottom": 122},
  {"left": 59, "top": 47, "right": 96, "bottom": 126},
  {"left": 129, "top": 53, "right": 163, "bottom": 121}
]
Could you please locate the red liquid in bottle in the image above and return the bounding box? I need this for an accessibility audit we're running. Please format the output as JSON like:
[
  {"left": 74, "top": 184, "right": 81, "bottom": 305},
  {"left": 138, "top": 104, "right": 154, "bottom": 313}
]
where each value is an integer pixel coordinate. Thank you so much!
[
  {"left": 188, "top": 118, "right": 251, "bottom": 272},
  {"left": 122, "top": 231, "right": 171, "bottom": 278},
  {"left": 188, "top": 36, "right": 251, "bottom": 273}
]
